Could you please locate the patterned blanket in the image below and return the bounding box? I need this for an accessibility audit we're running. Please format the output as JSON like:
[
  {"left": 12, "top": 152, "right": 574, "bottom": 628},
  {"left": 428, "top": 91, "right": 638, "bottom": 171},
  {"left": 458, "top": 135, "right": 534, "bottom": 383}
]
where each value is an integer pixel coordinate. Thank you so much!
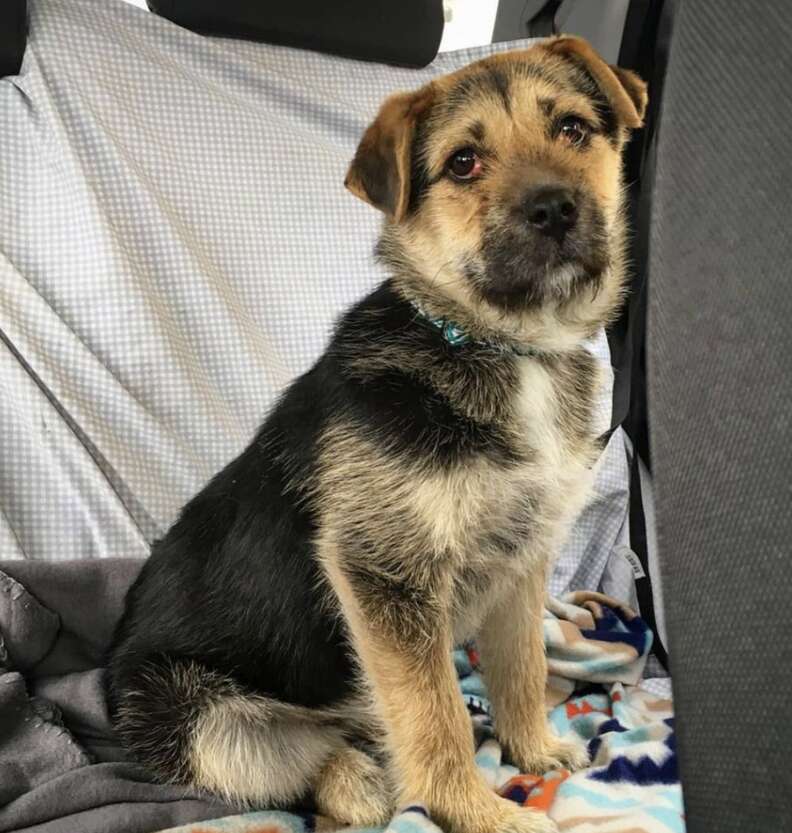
[{"left": 158, "top": 594, "right": 682, "bottom": 833}]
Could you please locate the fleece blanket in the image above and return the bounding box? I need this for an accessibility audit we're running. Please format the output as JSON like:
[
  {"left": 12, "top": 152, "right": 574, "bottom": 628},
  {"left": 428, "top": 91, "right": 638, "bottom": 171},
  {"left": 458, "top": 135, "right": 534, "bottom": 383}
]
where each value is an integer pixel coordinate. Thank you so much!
[
  {"left": 158, "top": 594, "right": 681, "bottom": 833},
  {"left": 0, "top": 559, "right": 679, "bottom": 833},
  {"left": 0, "top": 560, "right": 235, "bottom": 833},
  {"left": 0, "top": 557, "right": 679, "bottom": 833}
]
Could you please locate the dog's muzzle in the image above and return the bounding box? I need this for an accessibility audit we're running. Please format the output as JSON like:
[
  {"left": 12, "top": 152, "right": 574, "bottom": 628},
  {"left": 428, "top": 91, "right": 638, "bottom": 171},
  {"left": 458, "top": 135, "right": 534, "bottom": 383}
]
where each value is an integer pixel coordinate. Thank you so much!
[{"left": 469, "top": 192, "right": 609, "bottom": 310}]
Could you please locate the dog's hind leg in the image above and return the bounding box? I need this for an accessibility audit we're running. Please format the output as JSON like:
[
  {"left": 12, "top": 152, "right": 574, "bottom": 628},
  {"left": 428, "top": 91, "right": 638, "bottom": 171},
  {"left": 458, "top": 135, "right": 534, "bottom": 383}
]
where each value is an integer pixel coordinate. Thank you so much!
[
  {"left": 194, "top": 694, "right": 392, "bottom": 822},
  {"left": 314, "top": 745, "right": 392, "bottom": 825},
  {"left": 111, "top": 655, "right": 389, "bottom": 819},
  {"left": 188, "top": 685, "right": 346, "bottom": 809}
]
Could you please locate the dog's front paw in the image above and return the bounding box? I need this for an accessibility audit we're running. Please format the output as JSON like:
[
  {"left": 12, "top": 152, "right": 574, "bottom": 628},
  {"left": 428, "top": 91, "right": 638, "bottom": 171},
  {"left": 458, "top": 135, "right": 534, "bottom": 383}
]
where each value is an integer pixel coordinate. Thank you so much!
[
  {"left": 441, "top": 786, "right": 557, "bottom": 833},
  {"left": 508, "top": 732, "right": 589, "bottom": 775},
  {"left": 495, "top": 802, "right": 559, "bottom": 833}
]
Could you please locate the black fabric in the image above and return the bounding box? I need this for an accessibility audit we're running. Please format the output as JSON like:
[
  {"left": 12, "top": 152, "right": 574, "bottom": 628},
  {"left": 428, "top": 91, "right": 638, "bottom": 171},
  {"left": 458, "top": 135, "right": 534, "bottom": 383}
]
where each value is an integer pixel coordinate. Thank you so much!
[
  {"left": 147, "top": 0, "right": 444, "bottom": 68},
  {"left": 597, "top": 0, "right": 672, "bottom": 670},
  {"left": 0, "top": 0, "right": 26, "bottom": 78},
  {"left": 648, "top": 1, "right": 792, "bottom": 829},
  {"left": 628, "top": 450, "right": 668, "bottom": 669},
  {"left": 493, "top": 0, "right": 587, "bottom": 40},
  {"left": 525, "top": 1, "right": 563, "bottom": 37},
  {"left": 492, "top": 1, "right": 558, "bottom": 42},
  {"left": 609, "top": 0, "right": 670, "bottom": 453}
]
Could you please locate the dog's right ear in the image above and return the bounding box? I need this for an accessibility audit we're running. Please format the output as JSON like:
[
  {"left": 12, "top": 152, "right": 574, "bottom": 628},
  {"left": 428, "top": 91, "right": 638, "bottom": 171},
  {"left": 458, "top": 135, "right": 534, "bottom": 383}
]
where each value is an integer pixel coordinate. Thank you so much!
[{"left": 345, "top": 87, "right": 434, "bottom": 222}]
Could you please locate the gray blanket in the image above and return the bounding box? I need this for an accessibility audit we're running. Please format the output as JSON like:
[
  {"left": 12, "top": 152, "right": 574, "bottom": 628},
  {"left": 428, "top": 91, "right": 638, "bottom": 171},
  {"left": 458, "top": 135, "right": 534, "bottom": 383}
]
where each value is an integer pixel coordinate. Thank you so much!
[{"left": 0, "top": 559, "right": 237, "bottom": 833}]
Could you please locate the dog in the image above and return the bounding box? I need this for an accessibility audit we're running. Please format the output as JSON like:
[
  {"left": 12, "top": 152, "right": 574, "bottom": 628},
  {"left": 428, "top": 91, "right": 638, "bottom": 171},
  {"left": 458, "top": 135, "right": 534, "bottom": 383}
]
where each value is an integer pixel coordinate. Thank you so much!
[{"left": 106, "top": 36, "right": 646, "bottom": 833}]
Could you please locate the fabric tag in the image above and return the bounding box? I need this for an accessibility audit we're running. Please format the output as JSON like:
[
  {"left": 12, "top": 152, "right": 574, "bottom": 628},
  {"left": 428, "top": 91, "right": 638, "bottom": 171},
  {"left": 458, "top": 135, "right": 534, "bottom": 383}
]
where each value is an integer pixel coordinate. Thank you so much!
[{"left": 614, "top": 546, "right": 646, "bottom": 580}]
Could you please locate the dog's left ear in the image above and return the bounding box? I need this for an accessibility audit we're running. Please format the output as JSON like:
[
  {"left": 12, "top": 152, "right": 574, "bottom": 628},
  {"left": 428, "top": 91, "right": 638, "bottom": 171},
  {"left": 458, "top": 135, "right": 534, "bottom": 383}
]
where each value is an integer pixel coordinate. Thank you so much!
[
  {"left": 345, "top": 86, "right": 434, "bottom": 222},
  {"left": 545, "top": 36, "right": 648, "bottom": 129}
]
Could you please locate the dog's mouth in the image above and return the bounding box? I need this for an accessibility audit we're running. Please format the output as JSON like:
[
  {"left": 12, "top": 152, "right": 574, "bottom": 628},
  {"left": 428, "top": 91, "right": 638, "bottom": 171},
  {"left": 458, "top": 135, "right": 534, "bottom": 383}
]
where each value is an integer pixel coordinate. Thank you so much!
[{"left": 468, "top": 210, "right": 610, "bottom": 311}]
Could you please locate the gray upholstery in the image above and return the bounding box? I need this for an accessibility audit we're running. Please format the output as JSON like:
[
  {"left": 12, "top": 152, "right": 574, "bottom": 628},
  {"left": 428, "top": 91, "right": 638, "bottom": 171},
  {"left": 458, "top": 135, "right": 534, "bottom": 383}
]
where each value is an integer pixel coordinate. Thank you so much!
[{"left": 648, "top": 1, "right": 792, "bottom": 829}]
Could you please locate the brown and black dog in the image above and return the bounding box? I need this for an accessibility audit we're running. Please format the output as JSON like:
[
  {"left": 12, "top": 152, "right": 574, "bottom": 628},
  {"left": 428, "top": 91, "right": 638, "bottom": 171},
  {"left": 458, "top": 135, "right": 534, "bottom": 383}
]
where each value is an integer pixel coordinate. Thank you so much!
[{"left": 106, "top": 36, "right": 646, "bottom": 833}]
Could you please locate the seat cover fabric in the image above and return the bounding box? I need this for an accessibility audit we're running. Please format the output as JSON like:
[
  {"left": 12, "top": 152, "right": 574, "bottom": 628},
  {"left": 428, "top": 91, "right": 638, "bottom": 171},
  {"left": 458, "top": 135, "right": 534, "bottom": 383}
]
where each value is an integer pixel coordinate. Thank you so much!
[
  {"left": 648, "top": 1, "right": 792, "bottom": 828},
  {"left": 1, "top": 0, "right": 634, "bottom": 603}
]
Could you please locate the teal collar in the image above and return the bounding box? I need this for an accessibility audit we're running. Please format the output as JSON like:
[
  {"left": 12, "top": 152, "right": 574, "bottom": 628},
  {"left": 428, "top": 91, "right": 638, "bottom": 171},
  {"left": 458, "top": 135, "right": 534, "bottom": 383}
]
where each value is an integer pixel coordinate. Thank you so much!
[{"left": 409, "top": 300, "right": 541, "bottom": 357}]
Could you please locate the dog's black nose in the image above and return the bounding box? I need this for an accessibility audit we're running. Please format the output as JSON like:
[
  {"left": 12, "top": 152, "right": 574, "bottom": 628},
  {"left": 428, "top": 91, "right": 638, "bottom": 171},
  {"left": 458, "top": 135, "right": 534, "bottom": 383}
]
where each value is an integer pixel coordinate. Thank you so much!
[{"left": 524, "top": 187, "right": 578, "bottom": 240}]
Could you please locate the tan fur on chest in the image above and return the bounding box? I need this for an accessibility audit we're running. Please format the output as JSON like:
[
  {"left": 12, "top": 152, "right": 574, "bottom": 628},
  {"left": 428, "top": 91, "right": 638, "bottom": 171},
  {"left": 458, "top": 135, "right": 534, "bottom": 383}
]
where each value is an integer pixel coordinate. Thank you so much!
[
  {"left": 414, "top": 357, "right": 599, "bottom": 640},
  {"left": 316, "top": 355, "right": 600, "bottom": 645}
]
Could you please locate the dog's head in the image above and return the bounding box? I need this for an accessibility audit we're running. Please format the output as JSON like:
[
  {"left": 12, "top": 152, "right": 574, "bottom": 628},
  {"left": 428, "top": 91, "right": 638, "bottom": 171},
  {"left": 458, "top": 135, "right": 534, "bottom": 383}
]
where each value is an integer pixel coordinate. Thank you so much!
[{"left": 345, "top": 37, "right": 647, "bottom": 350}]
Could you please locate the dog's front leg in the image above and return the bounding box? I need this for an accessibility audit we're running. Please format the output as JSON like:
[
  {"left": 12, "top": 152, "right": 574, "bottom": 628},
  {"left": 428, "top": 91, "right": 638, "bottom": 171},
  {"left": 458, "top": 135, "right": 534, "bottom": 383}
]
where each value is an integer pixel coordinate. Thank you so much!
[
  {"left": 478, "top": 568, "right": 589, "bottom": 776},
  {"left": 324, "top": 555, "right": 557, "bottom": 833}
]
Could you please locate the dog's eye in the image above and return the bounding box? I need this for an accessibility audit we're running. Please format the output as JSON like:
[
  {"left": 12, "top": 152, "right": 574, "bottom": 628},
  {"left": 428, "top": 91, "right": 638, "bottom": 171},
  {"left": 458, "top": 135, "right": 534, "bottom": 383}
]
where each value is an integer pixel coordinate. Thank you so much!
[
  {"left": 446, "top": 148, "right": 482, "bottom": 181},
  {"left": 558, "top": 117, "right": 589, "bottom": 146}
]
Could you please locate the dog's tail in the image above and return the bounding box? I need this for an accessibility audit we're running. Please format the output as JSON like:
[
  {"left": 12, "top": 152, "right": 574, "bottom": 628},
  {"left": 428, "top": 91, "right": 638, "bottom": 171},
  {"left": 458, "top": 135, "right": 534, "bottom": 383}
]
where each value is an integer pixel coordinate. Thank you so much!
[{"left": 108, "top": 653, "right": 347, "bottom": 807}]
